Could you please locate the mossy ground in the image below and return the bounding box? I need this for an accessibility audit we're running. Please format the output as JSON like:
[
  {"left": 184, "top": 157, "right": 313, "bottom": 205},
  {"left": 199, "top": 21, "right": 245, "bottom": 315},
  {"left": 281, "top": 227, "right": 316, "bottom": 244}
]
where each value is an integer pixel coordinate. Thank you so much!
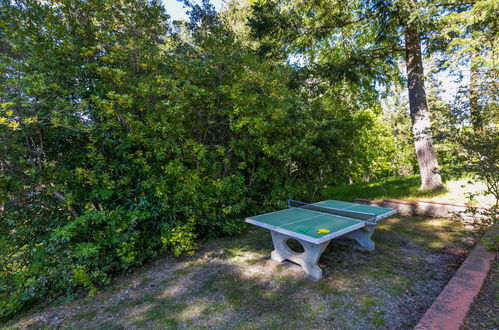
[{"left": 4, "top": 215, "right": 475, "bottom": 329}]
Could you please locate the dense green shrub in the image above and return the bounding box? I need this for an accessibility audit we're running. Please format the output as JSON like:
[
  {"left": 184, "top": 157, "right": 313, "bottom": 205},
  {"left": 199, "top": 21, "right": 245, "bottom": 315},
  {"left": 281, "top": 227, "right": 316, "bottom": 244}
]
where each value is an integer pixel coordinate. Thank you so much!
[{"left": 0, "top": 0, "right": 396, "bottom": 319}]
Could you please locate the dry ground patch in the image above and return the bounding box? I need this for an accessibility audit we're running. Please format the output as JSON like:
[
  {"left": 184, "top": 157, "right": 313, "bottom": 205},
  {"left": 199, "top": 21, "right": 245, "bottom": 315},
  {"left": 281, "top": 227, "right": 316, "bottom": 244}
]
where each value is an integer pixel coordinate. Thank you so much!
[{"left": 3, "top": 215, "right": 476, "bottom": 329}]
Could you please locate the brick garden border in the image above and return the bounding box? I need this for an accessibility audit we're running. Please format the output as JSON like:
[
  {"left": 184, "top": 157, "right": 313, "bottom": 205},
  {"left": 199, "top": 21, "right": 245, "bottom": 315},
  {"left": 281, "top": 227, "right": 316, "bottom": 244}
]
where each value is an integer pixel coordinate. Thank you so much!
[
  {"left": 415, "top": 225, "right": 498, "bottom": 330},
  {"left": 353, "top": 198, "right": 497, "bottom": 330}
]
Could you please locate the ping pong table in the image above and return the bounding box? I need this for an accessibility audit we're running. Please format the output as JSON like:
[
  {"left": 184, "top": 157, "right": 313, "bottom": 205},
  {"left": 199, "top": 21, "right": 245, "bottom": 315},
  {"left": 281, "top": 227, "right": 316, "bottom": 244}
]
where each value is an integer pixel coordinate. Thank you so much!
[{"left": 245, "top": 200, "right": 396, "bottom": 280}]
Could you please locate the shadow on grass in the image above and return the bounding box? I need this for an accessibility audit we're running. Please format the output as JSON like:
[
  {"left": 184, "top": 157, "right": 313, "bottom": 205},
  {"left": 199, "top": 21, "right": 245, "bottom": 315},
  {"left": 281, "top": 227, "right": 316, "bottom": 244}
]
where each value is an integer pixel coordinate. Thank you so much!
[
  {"left": 12, "top": 217, "right": 471, "bottom": 330},
  {"left": 81, "top": 218, "right": 468, "bottom": 328},
  {"left": 108, "top": 257, "right": 324, "bottom": 328},
  {"left": 318, "top": 175, "right": 449, "bottom": 202}
]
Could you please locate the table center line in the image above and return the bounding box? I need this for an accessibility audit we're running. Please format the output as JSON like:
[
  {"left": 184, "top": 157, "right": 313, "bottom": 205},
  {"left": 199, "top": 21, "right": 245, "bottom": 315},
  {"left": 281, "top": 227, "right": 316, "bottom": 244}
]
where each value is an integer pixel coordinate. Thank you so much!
[
  {"left": 275, "top": 213, "right": 326, "bottom": 228},
  {"left": 288, "top": 207, "right": 368, "bottom": 223}
]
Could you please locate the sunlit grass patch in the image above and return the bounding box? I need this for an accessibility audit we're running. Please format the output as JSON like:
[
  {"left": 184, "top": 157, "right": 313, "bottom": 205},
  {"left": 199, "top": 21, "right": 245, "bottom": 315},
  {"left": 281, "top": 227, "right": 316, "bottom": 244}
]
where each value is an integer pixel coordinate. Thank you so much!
[
  {"left": 319, "top": 175, "right": 494, "bottom": 205},
  {"left": 319, "top": 175, "right": 433, "bottom": 202},
  {"left": 375, "top": 216, "right": 469, "bottom": 251}
]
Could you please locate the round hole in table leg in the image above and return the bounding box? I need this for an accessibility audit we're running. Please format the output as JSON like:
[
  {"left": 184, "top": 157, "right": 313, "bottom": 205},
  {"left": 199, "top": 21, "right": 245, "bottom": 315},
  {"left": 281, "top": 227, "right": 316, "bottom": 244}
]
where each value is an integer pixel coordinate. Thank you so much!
[{"left": 285, "top": 239, "right": 305, "bottom": 253}]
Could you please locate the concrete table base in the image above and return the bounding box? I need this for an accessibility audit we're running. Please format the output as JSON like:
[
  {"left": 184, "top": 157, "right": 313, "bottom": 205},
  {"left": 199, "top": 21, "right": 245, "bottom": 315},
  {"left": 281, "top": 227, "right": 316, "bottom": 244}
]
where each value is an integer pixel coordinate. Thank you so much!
[
  {"left": 270, "top": 226, "right": 377, "bottom": 280},
  {"left": 270, "top": 231, "right": 330, "bottom": 281},
  {"left": 344, "top": 225, "right": 376, "bottom": 251}
]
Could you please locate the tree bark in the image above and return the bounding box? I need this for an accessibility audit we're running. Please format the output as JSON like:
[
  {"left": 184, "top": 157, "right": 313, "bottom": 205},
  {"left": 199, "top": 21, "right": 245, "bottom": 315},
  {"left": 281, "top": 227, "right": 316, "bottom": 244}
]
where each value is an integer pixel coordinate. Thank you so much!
[
  {"left": 469, "top": 52, "right": 483, "bottom": 131},
  {"left": 405, "top": 27, "right": 443, "bottom": 190}
]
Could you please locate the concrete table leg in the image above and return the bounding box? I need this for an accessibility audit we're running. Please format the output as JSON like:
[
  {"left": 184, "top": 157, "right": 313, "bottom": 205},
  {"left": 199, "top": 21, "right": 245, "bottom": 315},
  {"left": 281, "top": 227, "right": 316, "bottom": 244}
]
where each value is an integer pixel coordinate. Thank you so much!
[
  {"left": 344, "top": 225, "right": 376, "bottom": 251},
  {"left": 270, "top": 231, "right": 330, "bottom": 281}
]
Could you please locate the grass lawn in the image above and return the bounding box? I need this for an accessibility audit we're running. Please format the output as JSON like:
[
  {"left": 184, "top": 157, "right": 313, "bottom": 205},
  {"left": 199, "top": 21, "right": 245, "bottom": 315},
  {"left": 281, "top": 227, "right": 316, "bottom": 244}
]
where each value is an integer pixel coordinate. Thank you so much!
[
  {"left": 318, "top": 176, "right": 494, "bottom": 206},
  {"left": 5, "top": 214, "right": 476, "bottom": 329}
]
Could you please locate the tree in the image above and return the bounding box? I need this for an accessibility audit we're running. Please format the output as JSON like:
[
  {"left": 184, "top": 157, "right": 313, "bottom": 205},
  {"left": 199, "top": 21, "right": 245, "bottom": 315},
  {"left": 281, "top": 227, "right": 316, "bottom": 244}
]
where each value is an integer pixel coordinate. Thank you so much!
[
  {"left": 438, "top": 0, "right": 498, "bottom": 203},
  {"left": 405, "top": 24, "right": 443, "bottom": 189},
  {"left": 440, "top": 0, "right": 497, "bottom": 133},
  {"left": 245, "top": 0, "right": 473, "bottom": 189}
]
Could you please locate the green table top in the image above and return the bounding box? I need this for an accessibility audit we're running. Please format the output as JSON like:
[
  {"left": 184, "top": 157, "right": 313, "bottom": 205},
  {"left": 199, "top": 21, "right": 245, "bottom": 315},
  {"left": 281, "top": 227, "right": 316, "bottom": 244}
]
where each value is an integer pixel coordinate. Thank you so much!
[{"left": 246, "top": 200, "right": 396, "bottom": 244}]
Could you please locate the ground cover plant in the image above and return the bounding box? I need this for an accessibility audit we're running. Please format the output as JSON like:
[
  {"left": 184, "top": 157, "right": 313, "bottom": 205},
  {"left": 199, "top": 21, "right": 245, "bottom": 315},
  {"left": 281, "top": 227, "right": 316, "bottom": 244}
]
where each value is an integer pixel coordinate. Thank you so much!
[{"left": 3, "top": 214, "right": 476, "bottom": 329}]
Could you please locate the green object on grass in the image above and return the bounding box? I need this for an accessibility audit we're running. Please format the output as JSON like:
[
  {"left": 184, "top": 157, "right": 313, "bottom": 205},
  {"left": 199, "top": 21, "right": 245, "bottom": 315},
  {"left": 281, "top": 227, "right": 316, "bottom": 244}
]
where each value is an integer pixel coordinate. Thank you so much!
[
  {"left": 245, "top": 200, "right": 397, "bottom": 280},
  {"left": 247, "top": 200, "right": 396, "bottom": 242}
]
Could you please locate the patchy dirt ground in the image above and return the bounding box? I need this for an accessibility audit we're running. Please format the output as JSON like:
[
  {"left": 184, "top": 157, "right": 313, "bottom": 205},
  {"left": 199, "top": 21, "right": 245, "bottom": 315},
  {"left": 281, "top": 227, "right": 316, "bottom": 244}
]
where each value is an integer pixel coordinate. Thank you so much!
[
  {"left": 3, "top": 216, "right": 476, "bottom": 329},
  {"left": 462, "top": 260, "right": 498, "bottom": 330}
]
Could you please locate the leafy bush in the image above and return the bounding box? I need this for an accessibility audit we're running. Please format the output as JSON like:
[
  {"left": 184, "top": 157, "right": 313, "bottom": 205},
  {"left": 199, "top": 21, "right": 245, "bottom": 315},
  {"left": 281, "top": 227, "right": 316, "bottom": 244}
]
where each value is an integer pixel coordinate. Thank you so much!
[{"left": 0, "top": 0, "right": 397, "bottom": 319}]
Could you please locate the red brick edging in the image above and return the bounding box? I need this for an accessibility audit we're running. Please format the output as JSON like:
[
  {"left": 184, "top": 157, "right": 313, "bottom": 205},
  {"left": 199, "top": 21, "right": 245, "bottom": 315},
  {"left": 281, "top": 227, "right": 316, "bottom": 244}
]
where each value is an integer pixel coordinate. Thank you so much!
[{"left": 414, "top": 224, "right": 498, "bottom": 330}]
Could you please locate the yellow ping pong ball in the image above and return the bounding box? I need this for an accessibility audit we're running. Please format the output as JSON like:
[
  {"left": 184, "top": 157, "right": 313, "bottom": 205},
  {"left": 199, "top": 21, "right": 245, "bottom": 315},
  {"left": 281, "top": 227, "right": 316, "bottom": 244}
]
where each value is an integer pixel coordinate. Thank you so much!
[{"left": 317, "top": 229, "right": 330, "bottom": 234}]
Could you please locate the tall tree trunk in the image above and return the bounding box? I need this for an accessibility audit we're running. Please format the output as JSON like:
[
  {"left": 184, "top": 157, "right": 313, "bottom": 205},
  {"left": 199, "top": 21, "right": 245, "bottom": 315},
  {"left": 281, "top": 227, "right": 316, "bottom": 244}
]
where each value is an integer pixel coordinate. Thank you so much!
[
  {"left": 405, "top": 27, "right": 443, "bottom": 190},
  {"left": 469, "top": 52, "right": 483, "bottom": 131}
]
